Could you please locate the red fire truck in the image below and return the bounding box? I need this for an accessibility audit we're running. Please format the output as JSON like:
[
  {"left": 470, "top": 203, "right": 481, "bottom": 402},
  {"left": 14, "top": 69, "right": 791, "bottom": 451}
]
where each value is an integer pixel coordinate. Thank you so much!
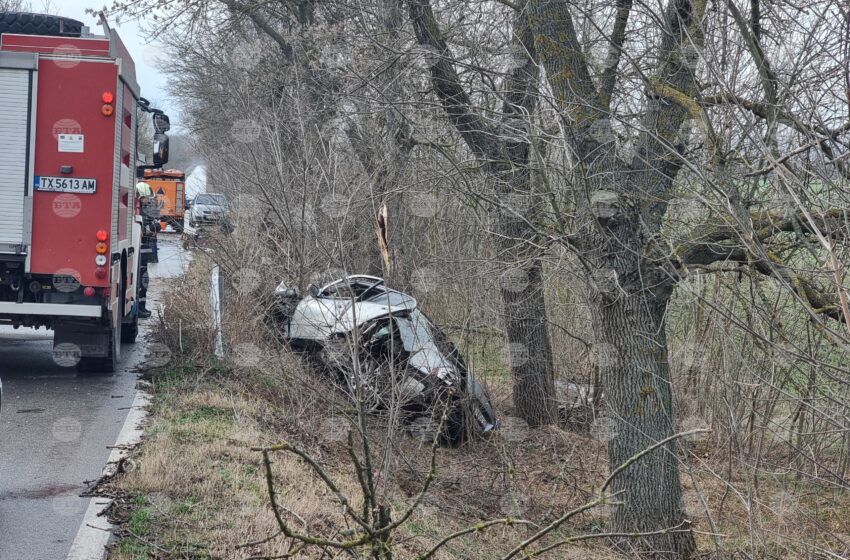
[{"left": 0, "top": 13, "right": 171, "bottom": 372}]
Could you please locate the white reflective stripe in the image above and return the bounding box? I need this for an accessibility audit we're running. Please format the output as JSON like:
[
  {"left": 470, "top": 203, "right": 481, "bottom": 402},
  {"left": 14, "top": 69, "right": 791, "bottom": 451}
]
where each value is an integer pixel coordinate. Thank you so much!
[{"left": 0, "top": 302, "right": 101, "bottom": 317}]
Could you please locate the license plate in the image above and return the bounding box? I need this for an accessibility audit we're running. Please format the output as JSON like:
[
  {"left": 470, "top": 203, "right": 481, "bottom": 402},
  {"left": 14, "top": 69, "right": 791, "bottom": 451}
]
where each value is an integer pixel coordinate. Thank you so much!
[{"left": 35, "top": 176, "right": 97, "bottom": 194}]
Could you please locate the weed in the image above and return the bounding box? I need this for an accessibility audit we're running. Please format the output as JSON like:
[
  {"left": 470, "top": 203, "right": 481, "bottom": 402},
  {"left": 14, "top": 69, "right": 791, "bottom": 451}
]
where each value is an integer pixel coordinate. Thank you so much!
[
  {"left": 128, "top": 508, "right": 153, "bottom": 537},
  {"left": 115, "top": 539, "right": 151, "bottom": 559}
]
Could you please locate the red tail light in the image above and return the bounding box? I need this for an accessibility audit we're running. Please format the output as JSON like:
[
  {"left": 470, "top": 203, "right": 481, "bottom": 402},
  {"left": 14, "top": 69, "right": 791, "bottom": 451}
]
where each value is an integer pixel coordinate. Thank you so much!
[
  {"left": 94, "top": 266, "right": 107, "bottom": 279},
  {"left": 96, "top": 230, "right": 108, "bottom": 241},
  {"left": 102, "top": 92, "right": 115, "bottom": 116},
  {"left": 83, "top": 287, "right": 95, "bottom": 297}
]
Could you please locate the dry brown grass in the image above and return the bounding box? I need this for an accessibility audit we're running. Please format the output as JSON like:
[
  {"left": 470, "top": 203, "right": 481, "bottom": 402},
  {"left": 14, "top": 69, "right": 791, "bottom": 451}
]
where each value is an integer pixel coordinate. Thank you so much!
[
  {"left": 105, "top": 350, "right": 850, "bottom": 560},
  {"left": 111, "top": 386, "right": 362, "bottom": 558},
  {"left": 105, "top": 358, "right": 620, "bottom": 559},
  {"left": 106, "top": 250, "right": 850, "bottom": 560}
]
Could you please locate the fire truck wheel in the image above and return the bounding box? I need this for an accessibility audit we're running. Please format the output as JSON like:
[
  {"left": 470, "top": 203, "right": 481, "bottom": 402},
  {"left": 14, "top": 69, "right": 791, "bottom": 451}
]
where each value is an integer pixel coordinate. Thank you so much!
[
  {"left": 0, "top": 12, "right": 83, "bottom": 37},
  {"left": 78, "top": 323, "right": 121, "bottom": 375}
]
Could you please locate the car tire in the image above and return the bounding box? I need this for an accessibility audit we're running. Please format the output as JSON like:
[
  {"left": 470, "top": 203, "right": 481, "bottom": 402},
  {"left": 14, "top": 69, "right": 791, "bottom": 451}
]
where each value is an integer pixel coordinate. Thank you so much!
[{"left": 0, "top": 12, "right": 83, "bottom": 37}]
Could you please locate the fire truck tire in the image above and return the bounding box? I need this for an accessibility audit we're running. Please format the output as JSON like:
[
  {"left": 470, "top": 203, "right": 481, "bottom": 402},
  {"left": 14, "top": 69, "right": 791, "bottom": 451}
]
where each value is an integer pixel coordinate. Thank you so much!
[
  {"left": 78, "top": 324, "right": 120, "bottom": 374},
  {"left": 0, "top": 12, "right": 83, "bottom": 37}
]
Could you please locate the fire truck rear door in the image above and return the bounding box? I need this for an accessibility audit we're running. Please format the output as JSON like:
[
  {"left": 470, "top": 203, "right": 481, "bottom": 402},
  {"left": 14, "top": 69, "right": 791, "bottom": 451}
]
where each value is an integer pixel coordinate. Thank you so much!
[{"left": 0, "top": 51, "right": 36, "bottom": 259}]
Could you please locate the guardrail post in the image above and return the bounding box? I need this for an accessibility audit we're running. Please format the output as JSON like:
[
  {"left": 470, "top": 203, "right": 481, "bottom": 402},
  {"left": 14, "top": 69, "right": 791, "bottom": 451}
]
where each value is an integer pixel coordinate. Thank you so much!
[{"left": 211, "top": 265, "right": 225, "bottom": 358}]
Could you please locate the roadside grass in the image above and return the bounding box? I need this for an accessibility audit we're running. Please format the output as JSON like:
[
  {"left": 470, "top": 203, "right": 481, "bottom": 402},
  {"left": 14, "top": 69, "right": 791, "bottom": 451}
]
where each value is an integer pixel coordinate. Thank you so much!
[
  {"left": 103, "top": 252, "right": 850, "bottom": 559},
  {"left": 104, "top": 351, "right": 850, "bottom": 559},
  {"left": 106, "top": 365, "right": 291, "bottom": 558},
  {"left": 128, "top": 506, "right": 153, "bottom": 536},
  {"left": 105, "top": 354, "right": 624, "bottom": 559},
  {"left": 114, "top": 539, "right": 152, "bottom": 559}
]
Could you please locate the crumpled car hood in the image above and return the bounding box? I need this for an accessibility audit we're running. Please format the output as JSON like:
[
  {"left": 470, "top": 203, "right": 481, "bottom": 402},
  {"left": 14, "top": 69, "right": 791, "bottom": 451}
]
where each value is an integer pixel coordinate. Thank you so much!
[{"left": 275, "top": 277, "right": 417, "bottom": 340}]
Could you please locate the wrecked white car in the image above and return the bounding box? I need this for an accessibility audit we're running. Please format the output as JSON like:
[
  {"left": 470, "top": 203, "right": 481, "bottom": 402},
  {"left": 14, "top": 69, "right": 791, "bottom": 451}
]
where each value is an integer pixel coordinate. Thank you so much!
[{"left": 273, "top": 275, "right": 497, "bottom": 443}]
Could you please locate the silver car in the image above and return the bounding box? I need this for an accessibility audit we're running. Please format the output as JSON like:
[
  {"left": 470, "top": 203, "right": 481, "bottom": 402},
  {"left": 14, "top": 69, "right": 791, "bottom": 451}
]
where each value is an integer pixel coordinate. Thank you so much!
[
  {"left": 273, "top": 275, "right": 498, "bottom": 443},
  {"left": 188, "top": 193, "right": 228, "bottom": 227}
]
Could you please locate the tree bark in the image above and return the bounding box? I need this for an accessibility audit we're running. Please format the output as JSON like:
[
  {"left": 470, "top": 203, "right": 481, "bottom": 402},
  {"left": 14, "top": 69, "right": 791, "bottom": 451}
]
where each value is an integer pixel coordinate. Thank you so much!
[
  {"left": 489, "top": 158, "right": 557, "bottom": 425},
  {"left": 408, "top": 0, "right": 557, "bottom": 425},
  {"left": 527, "top": 0, "right": 704, "bottom": 554},
  {"left": 591, "top": 284, "right": 694, "bottom": 557}
]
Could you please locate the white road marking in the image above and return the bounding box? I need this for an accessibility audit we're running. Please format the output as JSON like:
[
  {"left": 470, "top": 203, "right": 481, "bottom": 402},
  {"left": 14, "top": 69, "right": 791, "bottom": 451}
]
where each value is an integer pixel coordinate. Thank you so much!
[{"left": 65, "top": 390, "right": 150, "bottom": 560}]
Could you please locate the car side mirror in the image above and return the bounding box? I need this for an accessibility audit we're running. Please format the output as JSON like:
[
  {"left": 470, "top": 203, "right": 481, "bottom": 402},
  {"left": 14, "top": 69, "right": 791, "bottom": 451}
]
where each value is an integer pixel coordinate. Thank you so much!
[{"left": 308, "top": 284, "right": 320, "bottom": 297}]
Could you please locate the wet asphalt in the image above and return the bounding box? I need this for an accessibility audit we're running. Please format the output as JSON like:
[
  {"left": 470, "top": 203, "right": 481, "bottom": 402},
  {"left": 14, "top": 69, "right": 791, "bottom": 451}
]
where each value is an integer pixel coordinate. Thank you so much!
[{"left": 0, "top": 235, "right": 187, "bottom": 560}]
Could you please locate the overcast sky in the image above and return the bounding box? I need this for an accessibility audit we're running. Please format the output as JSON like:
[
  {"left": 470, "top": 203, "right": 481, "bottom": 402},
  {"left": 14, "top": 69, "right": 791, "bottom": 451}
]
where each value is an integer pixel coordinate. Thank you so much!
[{"left": 58, "top": 0, "right": 175, "bottom": 118}]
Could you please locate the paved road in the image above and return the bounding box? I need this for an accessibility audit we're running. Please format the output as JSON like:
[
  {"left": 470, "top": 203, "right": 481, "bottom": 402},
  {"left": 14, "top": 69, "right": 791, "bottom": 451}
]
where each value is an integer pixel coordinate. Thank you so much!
[{"left": 0, "top": 235, "right": 186, "bottom": 560}]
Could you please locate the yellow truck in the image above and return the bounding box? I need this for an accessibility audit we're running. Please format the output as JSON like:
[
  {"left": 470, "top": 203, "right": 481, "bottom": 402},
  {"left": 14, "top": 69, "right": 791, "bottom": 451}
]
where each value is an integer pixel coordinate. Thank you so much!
[{"left": 143, "top": 169, "right": 186, "bottom": 232}]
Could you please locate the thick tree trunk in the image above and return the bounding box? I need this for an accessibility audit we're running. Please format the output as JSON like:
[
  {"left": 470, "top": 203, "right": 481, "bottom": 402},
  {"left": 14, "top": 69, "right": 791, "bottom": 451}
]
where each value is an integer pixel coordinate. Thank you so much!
[
  {"left": 501, "top": 256, "right": 557, "bottom": 425},
  {"left": 407, "top": 0, "right": 557, "bottom": 425},
  {"left": 527, "top": 0, "right": 707, "bottom": 552},
  {"left": 574, "top": 154, "right": 695, "bottom": 556},
  {"left": 578, "top": 155, "right": 695, "bottom": 556},
  {"left": 591, "top": 286, "right": 695, "bottom": 558},
  {"left": 490, "top": 162, "right": 557, "bottom": 426}
]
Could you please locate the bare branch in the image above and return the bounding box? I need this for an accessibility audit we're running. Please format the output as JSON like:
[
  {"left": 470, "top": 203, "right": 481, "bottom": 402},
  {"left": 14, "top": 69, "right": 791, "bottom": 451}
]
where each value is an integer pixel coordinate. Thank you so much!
[{"left": 598, "top": 0, "right": 633, "bottom": 110}]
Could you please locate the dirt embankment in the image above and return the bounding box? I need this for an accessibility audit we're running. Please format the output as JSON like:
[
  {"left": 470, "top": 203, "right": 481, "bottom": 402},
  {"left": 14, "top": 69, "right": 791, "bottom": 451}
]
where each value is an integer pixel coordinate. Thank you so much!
[{"left": 104, "top": 249, "right": 850, "bottom": 560}]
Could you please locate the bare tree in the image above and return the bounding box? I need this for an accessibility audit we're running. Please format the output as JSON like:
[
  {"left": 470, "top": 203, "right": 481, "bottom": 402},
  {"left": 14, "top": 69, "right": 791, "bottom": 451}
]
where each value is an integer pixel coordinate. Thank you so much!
[
  {"left": 0, "top": 0, "right": 28, "bottom": 11},
  {"left": 522, "top": 0, "right": 850, "bottom": 556},
  {"left": 107, "top": 0, "right": 850, "bottom": 558},
  {"left": 408, "top": 0, "right": 558, "bottom": 426}
]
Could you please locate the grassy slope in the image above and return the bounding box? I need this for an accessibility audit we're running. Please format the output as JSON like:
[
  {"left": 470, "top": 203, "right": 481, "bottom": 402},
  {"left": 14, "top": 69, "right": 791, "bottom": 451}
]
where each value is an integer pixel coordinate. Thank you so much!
[{"left": 104, "top": 250, "right": 850, "bottom": 559}]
